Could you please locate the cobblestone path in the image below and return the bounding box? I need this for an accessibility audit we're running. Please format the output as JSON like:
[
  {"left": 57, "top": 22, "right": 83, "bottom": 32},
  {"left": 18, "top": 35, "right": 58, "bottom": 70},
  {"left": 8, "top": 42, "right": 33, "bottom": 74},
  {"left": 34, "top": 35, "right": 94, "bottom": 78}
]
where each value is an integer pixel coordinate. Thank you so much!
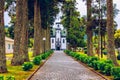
[{"left": 30, "top": 51, "right": 106, "bottom": 80}]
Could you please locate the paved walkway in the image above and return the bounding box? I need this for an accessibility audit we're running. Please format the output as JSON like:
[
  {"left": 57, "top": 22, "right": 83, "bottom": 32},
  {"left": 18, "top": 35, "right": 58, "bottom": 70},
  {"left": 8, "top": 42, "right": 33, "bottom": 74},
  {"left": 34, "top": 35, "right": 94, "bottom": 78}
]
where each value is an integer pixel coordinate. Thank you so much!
[{"left": 30, "top": 51, "right": 106, "bottom": 80}]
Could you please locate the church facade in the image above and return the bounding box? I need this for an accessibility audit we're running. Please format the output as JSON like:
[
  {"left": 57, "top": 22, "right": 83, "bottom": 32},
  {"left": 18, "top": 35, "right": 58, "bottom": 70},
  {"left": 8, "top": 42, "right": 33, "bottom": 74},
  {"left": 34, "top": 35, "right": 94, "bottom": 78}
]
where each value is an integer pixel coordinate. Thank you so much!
[{"left": 50, "top": 22, "right": 67, "bottom": 50}]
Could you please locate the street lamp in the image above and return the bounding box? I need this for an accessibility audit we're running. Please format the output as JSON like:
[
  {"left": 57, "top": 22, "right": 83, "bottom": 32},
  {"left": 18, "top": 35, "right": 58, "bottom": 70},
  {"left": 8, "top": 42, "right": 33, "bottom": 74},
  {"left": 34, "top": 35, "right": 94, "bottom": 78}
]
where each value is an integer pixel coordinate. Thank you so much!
[{"left": 43, "top": 37, "right": 46, "bottom": 53}]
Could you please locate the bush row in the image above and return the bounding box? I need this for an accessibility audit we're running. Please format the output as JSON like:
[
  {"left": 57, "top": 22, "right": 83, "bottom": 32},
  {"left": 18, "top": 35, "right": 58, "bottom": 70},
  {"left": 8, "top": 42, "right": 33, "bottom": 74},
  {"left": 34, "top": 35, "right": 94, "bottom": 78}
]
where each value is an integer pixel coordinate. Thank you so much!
[
  {"left": 64, "top": 50, "right": 120, "bottom": 80},
  {"left": 22, "top": 50, "right": 53, "bottom": 71}
]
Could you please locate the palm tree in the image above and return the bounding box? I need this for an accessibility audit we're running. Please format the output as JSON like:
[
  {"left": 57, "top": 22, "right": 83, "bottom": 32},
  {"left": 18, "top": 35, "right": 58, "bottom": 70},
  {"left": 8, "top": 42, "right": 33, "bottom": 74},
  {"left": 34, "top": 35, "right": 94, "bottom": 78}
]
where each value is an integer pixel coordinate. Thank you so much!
[
  {"left": 11, "top": 0, "right": 24, "bottom": 65},
  {"left": 106, "top": 0, "right": 119, "bottom": 66},
  {"left": 33, "top": 0, "right": 42, "bottom": 56},
  {"left": 86, "top": 0, "right": 94, "bottom": 56},
  {"left": 0, "top": 0, "right": 7, "bottom": 73}
]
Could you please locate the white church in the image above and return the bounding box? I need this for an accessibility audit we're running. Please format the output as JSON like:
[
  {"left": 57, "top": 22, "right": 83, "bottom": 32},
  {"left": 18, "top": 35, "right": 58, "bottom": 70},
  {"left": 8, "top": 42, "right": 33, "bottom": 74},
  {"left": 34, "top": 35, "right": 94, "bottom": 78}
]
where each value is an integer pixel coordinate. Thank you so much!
[
  {"left": 50, "top": 3, "right": 67, "bottom": 50},
  {"left": 50, "top": 22, "right": 67, "bottom": 50}
]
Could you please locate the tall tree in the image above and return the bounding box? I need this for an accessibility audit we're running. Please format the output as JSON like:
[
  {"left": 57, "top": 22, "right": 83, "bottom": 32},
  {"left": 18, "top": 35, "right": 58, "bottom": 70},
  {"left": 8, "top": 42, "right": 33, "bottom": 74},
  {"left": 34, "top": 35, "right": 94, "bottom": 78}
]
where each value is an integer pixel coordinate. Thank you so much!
[
  {"left": 0, "top": 0, "right": 7, "bottom": 73},
  {"left": 11, "top": 0, "right": 24, "bottom": 65},
  {"left": 33, "top": 0, "right": 41, "bottom": 56},
  {"left": 106, "top": 0, "right": 119, "bottom": 66},
  {"left": 86, "top": 0, "right": 94, "bottom": 56},
  {"left": 20, "top": 0, "right": 29, "bottom": 61}
]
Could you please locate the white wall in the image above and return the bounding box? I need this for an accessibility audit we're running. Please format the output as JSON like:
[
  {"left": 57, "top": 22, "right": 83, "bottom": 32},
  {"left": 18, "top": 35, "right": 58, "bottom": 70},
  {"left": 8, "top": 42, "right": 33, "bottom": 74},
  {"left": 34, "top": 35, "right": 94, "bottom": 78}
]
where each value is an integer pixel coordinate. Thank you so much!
[
  {"left": 5, "top": 41, "right": 14, "bottom": 53},
  {"left": 61, "top": 38, "right": 66, "bottom": 50},
  {"left": 56, "top": 29, "right": 61, "bottom": 42},
  {"left": 51, "top": 38, "right": 56, "bottom": 50}
]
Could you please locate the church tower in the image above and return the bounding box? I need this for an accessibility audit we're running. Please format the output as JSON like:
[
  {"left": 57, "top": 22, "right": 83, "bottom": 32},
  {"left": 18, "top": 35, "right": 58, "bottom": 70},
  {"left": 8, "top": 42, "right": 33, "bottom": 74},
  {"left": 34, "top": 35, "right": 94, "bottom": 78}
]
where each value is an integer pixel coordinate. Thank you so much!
[{"left": 50, "top": 22, "right": 67, "bottom": 50}]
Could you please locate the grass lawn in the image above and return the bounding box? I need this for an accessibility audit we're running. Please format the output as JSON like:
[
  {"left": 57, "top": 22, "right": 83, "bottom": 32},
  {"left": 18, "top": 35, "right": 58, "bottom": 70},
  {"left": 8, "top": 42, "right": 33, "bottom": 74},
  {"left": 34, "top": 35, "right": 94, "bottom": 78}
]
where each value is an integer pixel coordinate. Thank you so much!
[{"left": 0, "top": 52, "right": 39, "bottom": 80}]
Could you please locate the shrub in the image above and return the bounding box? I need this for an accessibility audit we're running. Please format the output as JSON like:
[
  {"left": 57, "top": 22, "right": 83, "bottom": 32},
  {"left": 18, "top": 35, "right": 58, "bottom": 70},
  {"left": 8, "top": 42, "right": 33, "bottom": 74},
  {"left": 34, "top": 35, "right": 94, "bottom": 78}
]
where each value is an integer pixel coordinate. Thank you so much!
[
  {"left": 97, "top": 61, "right": 106, "bottom": 72},
  {"left": 84, "top": 47, "right": 87, "bottom": 54},
  {"left": 111, "top": 67, "right": 120, "bottom": 80},
  {"left": 0, "top": 76, "right": 4, "bottom": 80},
  {"left": 103, "top": 64, "right": 113, "bottom": 76},
  {"left": 78, "top": 54, "right": 87, "bottom": 62},
  {"left": 22, "top": 62, "right": 33, "bottom": 71},
  {"left": 41, "top": 53, "right": 48, "bottom": 59},
  {"left": 33, "top": 56, "right": 42, "bottom": 65},
  {"left": 117, "top": 54, "right": 120, "bottom": 60},
  {"left": 6, "top": 76, "right": 15, "bottom": 80},
  {"left": 73, "top": 53, "right": 80, "bottom": 60},
  {"left": 64, "top": 50, "right": 71, "bottom": 55},
  {"left": 105, "top": 60, "right": 113, "bottom": 64},
  {"left": 92, "top": 60, "right": 99, "bottom": 70},
  {"left": 87, "top": 56, "right": 99, "bottom": 67}
]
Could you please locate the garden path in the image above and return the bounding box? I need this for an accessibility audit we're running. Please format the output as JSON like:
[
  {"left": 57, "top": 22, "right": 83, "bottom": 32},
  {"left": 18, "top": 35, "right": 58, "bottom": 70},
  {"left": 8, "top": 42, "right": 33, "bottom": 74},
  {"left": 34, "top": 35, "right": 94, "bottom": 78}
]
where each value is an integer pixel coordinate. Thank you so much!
[{"left": 30, "top": 51, "right": 106, "bottom": 80}]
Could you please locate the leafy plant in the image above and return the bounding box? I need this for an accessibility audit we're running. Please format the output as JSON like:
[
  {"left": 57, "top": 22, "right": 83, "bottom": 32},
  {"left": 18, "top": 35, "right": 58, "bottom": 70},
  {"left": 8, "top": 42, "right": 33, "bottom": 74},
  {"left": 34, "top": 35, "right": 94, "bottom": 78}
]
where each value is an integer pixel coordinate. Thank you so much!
[
  {"left": 103, "top": 64, "right": 113, "bottom": 76},
  {"left": 6, "top": 76, "right": 15, "bottom": 80},
  {"left": 41, "top": 53, "right": 48, "bottom": 59},
  {"left": 33, "top": 56, "right": 42, "bottom": 65},
  {"left": 22, "top": 62, "right": 33, "bottom": 71},
  {"left": 111, "top": 67, "right": 120, "bottom": 80},
  {"left": 0, "top": 76, "right": 4, "bottom": 80}
]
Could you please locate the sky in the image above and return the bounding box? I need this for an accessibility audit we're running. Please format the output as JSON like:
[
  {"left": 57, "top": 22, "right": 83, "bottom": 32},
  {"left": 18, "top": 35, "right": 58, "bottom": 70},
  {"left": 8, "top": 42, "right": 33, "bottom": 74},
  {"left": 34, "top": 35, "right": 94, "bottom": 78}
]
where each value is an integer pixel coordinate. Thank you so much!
[
  {"left": 76, "top": 0, "right": 120, "bottom": 29},
  {"left": 4, "top": 0, "right": 120, "bottom": 29}
]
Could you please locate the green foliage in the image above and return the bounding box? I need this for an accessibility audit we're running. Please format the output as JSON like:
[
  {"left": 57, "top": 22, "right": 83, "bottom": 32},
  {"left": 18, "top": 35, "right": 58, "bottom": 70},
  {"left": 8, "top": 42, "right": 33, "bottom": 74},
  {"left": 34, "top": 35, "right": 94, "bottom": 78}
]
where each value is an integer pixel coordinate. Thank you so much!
[
  {"left": 64, "top": 50, "right": 116, "bottom": 76},
  {"left": 33, "top": 56, "right": 42, "bottom": 65},
  {"left": 41, "top": 50, "right": 53, "bottom": 59},
  {"left": 6, "top": 76, "right": 15, "bottom": 80},
  {"left": 28, "top": 38, "right": 34, "bottom": 48},
  {"left": 61, "top": 1, "right": 86, "bottom": 48},
  {"left": 111, "top": 67, "right": 120, "bottom": 80},
  {"left": 114, "top": 29, "right": 120, "bottom": 48},
  {"left": 41, "top": 53, "right": 48, "bottom": 60},
  {"left": 64, "top": 50, "right": 71, "bottom": 56},
  {"left": 5, "top": 26, "right": 14, "bottom": 39},
  {"left": 22, "top": 62, "right": 33, "bottom": 71},
  {"left": 104, "top": 64, "right": 113, "bottom": 76},
  {"left": 0, "top": 75, "right": 15, "bottom": 80},
  {"left": 0, "top": 76, "right": 4, "bottom": 80}
]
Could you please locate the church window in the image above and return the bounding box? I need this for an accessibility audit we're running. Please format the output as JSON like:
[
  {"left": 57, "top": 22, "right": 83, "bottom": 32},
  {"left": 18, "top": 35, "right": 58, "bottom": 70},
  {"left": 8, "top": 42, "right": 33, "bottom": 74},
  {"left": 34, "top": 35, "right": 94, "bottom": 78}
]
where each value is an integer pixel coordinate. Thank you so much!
[
  {"left": 63, "top": 39, "right": 65, "bottom": 43},
  {"left": 52, "top": 39, "right": 54, "bottom": 43}
]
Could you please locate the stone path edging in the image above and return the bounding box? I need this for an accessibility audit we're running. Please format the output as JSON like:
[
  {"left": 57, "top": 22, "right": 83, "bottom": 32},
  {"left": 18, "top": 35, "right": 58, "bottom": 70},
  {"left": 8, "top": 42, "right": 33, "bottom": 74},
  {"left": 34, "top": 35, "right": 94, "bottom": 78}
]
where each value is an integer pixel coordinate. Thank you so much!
[
  {"left": 29, "top": 51, "right": 107, "bottom": 80},
  {"left": 27, "top": 53, "right": 53, "bottom": 80}
]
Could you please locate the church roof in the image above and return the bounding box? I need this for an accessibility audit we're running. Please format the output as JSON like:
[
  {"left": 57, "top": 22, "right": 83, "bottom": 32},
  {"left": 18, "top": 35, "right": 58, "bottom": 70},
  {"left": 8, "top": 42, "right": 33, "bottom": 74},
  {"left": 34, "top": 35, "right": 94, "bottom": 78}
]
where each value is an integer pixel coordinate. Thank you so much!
[{"left": 5, "top": 37, "right": 14, "bottom": 42}]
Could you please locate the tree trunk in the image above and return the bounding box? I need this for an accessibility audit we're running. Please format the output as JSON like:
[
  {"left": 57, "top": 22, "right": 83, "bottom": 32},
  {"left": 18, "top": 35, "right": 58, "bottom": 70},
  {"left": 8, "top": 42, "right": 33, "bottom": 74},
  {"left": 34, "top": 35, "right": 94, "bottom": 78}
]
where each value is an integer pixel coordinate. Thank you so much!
[
  {"left": 40, "top": 28, "right": 43, "bottom": 53},
  {"left": 86, "top": 0, "right": 93, "bottom": 56},
  {"left": 11, "top": 0, "right": 24, "bottom": 65},
  {"left": 42, "top": 28, "right": 46, "bottom": 53},
  {"left": 48, "top": 27, "right": 51, "bottom": 50},
  {"left": 0, "top": 0, "right": 7, "bottom": 73},
  {"left": 106, "top": 0, "right": 119, "bottom": 66},
  {"left": 33, "top": 0, "right": 41, "bottom": 56},
  {"left": 45, "top": 28, "right": 48, "bottom": 51},
  {"left": 47, "top": 27, "right": 50, "bottom": 50},
  {"left": 21, "top": 0, "right": 29, "bottom": 62}
]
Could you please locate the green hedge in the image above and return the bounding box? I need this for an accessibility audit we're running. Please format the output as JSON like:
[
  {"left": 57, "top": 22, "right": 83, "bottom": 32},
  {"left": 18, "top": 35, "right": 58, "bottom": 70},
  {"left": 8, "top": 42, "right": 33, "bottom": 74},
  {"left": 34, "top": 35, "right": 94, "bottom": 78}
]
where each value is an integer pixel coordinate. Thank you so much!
[
  {"left": 64, "top": 50, "right": 120, "bottom": 79},
  {"left": 111, "top": 67, "right": 120, "bottom": 80},
  {"left": 22, "top": 50, "right": 53, "bottom": 71}
]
